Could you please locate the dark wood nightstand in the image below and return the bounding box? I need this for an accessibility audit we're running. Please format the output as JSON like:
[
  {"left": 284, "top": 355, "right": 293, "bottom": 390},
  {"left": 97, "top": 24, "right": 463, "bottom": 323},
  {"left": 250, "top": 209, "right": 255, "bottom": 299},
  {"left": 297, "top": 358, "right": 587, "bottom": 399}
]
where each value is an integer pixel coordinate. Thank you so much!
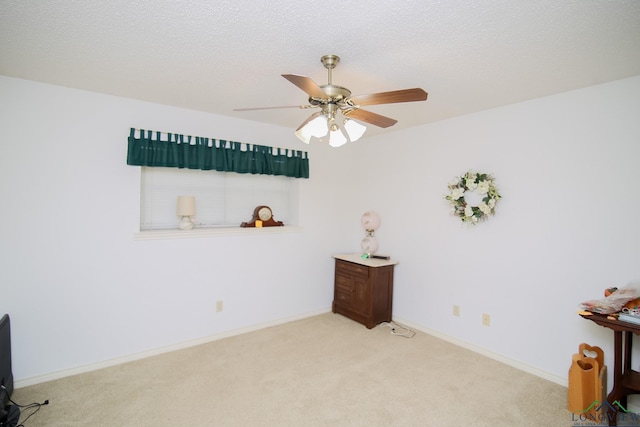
[{"left": 332, "top": 254, "right": 398, "bottom": 329}]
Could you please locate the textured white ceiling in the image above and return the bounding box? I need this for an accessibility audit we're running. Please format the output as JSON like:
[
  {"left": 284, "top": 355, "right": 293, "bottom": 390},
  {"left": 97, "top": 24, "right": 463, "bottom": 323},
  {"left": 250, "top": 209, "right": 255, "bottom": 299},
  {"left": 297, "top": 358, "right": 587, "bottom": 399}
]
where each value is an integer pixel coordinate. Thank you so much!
[{"left": 1, "top": 0, "right": 639, "bottom": 137}]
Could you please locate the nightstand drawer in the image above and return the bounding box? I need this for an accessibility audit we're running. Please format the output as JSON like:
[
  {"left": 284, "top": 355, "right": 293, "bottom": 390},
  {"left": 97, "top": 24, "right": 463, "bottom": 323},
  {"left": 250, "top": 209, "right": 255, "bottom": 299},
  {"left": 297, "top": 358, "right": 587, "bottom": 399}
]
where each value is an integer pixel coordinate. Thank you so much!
[
  {"left": 335, "top": 273, "right": 353, "bottom": 289},
  {"left": 336, "top": 260, "right": 369, "bottom": 278},
  {"left": 335, "top": 284, "right": 355, "bottom": 305}
]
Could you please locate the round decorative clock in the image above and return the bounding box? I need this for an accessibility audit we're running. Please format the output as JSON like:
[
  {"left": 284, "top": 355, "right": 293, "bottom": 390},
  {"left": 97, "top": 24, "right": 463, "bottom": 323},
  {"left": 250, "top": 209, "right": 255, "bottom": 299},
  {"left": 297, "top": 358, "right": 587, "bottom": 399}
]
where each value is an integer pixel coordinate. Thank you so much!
[
  {"left": 257, "top": 206, "right": 272, "bottom": 221},
  {"left": 240, "top": 205, "right": 284, "bottom": 227}
]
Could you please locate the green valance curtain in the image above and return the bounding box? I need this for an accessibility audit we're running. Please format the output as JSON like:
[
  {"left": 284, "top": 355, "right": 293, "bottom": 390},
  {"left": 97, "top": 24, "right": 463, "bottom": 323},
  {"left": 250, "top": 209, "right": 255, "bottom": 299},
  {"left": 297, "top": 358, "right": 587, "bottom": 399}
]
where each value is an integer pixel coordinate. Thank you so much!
[{"left": 127, "top": 128, "right": 309, "bottom": 178}]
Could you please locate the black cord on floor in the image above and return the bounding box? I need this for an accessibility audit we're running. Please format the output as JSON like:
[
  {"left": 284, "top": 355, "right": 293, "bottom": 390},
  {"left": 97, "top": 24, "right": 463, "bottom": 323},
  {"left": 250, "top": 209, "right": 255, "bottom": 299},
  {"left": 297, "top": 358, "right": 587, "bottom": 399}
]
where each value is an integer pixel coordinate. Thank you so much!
[
  {"left": 11, "top": 397, "right": 48, "bottom": 427},
  {"left": 1, "top": 385, "right": 48, "bottom": 427}
]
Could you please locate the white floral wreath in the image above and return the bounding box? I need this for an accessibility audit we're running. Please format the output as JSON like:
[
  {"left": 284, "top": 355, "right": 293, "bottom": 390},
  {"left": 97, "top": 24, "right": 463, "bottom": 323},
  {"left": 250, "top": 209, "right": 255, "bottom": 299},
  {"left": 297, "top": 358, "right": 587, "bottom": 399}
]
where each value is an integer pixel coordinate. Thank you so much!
[{"left": 446, "top": 171, "right": 501, "bottom": 224}]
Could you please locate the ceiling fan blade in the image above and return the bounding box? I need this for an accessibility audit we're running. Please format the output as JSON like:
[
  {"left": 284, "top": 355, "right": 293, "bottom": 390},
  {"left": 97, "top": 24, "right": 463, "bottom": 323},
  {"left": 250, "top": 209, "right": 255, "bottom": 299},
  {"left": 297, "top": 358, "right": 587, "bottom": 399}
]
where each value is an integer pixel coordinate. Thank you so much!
[
  {"left": 345, "top": 109, "right": 398, "bottom": 128},
  {"left": 282, "top": 74, "right": 327, "bottom": 99},
  {"left": 233, "top": 105, "right": 312, "bottom": 111},
  {"left": 349, "top": 88, "right": 428, "bottom": 107}
]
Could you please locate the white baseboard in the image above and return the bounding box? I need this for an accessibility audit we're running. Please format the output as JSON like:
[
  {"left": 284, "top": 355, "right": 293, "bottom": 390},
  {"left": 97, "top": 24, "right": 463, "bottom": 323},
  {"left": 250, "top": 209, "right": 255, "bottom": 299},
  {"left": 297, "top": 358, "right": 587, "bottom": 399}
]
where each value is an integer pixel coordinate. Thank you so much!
[
  {"left": 392, "top": 315, "right": 568, "bottom": 388},
  {"left": 16, "top": 308, "right": 331, "bottom": 389},
  {"left": 16, "top": 310, "right": 567, "bottom": 390}
]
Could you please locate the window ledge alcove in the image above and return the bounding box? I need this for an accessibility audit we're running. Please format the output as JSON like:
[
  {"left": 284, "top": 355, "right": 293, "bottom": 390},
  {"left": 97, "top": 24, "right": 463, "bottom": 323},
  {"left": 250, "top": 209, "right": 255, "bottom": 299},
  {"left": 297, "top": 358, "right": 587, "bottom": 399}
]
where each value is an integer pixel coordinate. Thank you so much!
[{"left": 134, "top": 226, "right": 303, "bottom": 241}]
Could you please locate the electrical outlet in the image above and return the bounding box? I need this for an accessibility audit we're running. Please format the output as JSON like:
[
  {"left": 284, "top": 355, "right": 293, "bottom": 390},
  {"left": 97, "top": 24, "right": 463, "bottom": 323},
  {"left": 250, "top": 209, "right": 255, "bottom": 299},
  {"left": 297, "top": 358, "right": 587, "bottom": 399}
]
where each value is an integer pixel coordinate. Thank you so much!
[
  {"left": 453, "top": 305, "right": 460, "bottom": 317},
  {"left": 216, "top": 300, "right": 223, "bottom": 313},
  {"left": 482, "top": 313, "right": 490, "bottom": 326}
]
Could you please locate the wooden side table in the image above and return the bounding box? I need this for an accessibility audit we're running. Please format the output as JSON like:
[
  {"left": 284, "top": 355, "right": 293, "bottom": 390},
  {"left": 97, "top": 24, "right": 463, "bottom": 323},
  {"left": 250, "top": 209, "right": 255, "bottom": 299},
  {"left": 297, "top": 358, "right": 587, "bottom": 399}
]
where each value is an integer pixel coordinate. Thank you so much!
[
  {"left": 579, "top": 312, "right": 640, "bottom": 425},
  {"left": 332, "top": 254, "right": 398, "bottom": 329}
]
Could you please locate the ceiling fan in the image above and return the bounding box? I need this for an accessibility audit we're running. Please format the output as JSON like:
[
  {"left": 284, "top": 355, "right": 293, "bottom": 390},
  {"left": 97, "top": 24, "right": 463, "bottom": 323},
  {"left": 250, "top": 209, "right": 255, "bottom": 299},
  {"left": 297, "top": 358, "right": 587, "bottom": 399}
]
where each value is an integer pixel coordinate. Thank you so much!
[{"left": 234, "top": 55, "right": 428, "bottom": 147}]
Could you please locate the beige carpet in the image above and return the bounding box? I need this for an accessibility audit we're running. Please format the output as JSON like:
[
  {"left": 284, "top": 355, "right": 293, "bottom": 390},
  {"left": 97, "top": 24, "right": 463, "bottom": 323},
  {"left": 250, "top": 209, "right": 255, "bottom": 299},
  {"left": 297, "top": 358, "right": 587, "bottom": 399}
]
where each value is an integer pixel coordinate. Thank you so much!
[{"left": 12, "top": 313, "right": 571, "bottom": 426}]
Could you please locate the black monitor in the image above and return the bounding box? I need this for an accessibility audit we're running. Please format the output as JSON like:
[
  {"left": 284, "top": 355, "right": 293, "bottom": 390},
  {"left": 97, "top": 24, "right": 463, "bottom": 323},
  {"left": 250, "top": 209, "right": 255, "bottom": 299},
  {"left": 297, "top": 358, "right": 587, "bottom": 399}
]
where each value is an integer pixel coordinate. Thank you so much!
[{"left": 0, "top": 314, "right": 13, "bottom": 408}]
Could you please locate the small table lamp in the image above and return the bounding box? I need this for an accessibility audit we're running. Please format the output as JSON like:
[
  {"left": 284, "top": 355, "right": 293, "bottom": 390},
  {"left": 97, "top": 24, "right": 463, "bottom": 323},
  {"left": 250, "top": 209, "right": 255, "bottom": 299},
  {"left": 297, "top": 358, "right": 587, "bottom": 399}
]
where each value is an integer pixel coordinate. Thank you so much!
[{"left": 177, "top": 196, "right": 196, "bottom": 230}]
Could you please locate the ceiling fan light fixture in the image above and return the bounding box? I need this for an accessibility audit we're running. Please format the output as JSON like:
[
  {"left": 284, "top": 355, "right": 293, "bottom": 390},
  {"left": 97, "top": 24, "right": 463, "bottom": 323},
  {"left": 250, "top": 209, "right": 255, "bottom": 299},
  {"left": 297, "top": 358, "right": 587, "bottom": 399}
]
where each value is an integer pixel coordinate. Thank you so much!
[
  {"left": 343, "top": 119, "right": 367, "bottom": 142},
  {"left": 294, "top": 128, "right": 311, "bottom": 144},
  {"left": 328, "top": 126, "right": 348, "bottom": 148},
  {"left": 299, "top": 113, "right": 366, "bottom": 147},
  {"left": 295, "top": 115, "right": 328, "bottom": 143}
]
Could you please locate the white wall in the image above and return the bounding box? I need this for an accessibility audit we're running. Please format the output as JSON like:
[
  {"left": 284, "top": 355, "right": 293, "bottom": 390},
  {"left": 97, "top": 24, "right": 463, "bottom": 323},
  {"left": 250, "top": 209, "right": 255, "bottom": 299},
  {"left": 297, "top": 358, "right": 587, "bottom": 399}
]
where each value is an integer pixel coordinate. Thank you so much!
[
  {"left": 2, "top": 74, "right": 639, "bottom": 389},
  {"left": 0, "top": 76, "right": 356, "bottom": 383},
  {"left": 344, "top": 75, "right": 640, "bottom": 385}
]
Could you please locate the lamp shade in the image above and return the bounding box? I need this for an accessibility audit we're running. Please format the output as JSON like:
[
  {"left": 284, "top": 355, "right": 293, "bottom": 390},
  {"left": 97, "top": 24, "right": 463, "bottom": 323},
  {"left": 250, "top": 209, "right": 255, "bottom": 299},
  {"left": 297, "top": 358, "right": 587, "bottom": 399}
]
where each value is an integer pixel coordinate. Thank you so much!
[
  {"left": 344, "top": 119, "right": 367, "bottom": 142},
  {"left": 295, "top": 116, "right": 329, "bottom": 143},
  {"left": 177, "top": 196, "right": 196, "bottom": 216},
  {"left": 328, "top": 128, "right": 348, "bottom": 148}
]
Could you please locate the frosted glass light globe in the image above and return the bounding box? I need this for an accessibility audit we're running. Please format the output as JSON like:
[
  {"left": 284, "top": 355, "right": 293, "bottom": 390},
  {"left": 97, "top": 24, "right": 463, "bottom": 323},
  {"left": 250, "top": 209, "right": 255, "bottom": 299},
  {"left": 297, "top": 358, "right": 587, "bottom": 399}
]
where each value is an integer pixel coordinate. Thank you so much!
[
  {"left": 361, "top": 211, "right": 381, "bottom": 231},
  {"left": 361, "top": 236, "right": 379, "bottom": 254}
]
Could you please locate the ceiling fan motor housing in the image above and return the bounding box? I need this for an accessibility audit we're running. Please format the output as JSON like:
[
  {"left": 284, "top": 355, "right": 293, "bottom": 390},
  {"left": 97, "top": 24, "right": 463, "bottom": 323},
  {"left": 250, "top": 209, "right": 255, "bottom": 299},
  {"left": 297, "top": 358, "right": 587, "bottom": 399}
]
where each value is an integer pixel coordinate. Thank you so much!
[{"left": 309, "top": 84, "right": 352, "bottom": 106}]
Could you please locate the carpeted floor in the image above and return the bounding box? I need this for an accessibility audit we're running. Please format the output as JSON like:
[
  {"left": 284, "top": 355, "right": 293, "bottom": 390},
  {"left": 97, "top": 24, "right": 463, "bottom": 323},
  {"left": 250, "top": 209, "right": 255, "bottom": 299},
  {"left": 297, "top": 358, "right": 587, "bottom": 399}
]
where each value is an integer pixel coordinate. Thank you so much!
[{"left": 11, "top": 313, "right": 572, "bottom": 426}]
